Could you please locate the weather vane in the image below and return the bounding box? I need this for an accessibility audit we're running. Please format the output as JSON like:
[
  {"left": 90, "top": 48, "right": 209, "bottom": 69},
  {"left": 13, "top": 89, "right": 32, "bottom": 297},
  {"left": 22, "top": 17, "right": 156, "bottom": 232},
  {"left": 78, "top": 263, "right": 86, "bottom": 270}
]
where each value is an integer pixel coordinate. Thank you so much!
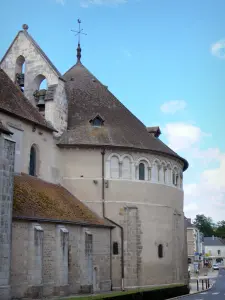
[{"left": 71, "top": 19, "right": 87, "bottom": 44}]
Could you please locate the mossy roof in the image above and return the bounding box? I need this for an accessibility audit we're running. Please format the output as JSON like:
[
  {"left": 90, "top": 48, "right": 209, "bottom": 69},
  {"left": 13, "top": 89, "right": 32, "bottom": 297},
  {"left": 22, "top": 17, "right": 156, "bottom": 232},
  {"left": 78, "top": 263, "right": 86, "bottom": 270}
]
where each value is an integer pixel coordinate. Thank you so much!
[{"left": 13, "top": 173, "right": 109, "bottom": 226}]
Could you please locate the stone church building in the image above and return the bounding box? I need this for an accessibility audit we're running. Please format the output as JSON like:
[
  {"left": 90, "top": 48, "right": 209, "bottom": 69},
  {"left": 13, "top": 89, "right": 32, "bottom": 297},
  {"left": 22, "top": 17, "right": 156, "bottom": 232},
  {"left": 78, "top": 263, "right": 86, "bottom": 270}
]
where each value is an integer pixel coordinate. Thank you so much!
[{"left": 0, "top": 25, "right": 189, "bottom": 299}]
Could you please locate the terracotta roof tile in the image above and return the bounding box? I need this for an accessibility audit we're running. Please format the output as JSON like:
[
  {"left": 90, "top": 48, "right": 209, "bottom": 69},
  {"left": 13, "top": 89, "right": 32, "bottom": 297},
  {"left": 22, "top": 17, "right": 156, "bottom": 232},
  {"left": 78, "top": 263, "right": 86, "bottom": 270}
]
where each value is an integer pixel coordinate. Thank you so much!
[
  {"left": 0, "top": 69, "right": 55, "bottom": 132},
  {"left": 13, "top": 173, "right": 108, "bottom": 226}
]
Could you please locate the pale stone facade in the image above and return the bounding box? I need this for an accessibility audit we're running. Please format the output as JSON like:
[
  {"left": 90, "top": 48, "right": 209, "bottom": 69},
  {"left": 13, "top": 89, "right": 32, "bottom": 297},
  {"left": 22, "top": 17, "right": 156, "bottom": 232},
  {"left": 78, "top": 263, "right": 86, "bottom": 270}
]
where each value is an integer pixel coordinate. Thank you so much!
[
  {"left": 11, "top": 221, "right": 111, "bottom": 298},
  {"left": 0, "top": 25, "right": 189, "bottom": 299},
  {"left": 185, "top": 218, "right": 204, "bottom": 265},
  {"left": 204, "top": 236, "right": 225, "bottom": 265}
]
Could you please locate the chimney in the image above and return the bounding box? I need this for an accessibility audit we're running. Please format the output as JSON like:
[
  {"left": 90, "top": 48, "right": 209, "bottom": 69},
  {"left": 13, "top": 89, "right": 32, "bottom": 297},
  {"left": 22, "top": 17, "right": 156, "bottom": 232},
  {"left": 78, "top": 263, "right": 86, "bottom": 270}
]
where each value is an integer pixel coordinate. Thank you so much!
[{"left": 146, "top": 126, "right": 161, "bottom": 138}]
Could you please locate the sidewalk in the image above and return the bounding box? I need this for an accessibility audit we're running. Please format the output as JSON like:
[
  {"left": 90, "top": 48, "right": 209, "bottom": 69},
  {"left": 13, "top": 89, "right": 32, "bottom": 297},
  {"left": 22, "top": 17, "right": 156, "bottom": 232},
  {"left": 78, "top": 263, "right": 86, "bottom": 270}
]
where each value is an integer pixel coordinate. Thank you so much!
[
  {"left": 189, "top": 269, "right": 218, "bottom": 294},
  {"left": 189, "top": 278, "right": 215, "bottom": 294}
]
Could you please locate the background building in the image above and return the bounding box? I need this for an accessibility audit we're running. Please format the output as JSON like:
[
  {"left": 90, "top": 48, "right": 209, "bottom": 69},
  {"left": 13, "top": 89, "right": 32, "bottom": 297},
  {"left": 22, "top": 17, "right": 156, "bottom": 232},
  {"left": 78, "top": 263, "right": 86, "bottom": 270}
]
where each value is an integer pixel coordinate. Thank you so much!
[
  {"left": 185, "top": 218, "right": 204, "bottom": 270},
  {"left": 204, "top": 236, "right": 225, "bottom": 265}
]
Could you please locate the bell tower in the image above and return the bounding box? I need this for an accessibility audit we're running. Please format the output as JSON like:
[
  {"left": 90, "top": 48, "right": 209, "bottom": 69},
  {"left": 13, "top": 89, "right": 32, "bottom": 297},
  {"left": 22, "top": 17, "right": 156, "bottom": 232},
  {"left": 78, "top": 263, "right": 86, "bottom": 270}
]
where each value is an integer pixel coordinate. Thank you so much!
[{"left": 0, "top": 24, "right": 68, "bottom": 136}]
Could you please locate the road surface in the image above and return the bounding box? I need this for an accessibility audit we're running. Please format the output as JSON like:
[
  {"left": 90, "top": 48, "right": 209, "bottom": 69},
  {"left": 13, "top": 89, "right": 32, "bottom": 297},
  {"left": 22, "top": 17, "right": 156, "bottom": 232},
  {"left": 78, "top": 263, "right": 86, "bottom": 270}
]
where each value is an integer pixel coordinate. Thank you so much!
[{"left": 183, "top": 268, "right": 225, "bottom": 299}]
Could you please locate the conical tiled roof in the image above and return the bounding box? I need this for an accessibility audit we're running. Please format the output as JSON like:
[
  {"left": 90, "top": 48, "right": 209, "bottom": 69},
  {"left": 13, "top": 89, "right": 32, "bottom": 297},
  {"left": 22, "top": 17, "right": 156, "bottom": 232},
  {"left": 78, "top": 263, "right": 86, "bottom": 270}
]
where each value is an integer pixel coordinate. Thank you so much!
[{"left": 59, "top": 61, "right": 188, "bottom": 171}]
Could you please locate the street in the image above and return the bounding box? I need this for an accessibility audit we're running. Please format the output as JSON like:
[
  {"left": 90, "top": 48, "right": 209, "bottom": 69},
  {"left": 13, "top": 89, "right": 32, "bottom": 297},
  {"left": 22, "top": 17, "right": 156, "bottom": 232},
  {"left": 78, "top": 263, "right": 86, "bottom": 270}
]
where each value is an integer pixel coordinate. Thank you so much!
[{"left": 183, "top": 268, "right": 225, "bottom": 299}]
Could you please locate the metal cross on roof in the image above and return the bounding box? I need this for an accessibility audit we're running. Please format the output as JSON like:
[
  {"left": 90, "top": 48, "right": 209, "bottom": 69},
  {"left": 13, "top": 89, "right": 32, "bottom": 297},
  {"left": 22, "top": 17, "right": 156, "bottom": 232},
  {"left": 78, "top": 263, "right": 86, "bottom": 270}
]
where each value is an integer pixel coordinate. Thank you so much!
[{"left": 71, "top": 19, "right": 87, "bottom": 45}]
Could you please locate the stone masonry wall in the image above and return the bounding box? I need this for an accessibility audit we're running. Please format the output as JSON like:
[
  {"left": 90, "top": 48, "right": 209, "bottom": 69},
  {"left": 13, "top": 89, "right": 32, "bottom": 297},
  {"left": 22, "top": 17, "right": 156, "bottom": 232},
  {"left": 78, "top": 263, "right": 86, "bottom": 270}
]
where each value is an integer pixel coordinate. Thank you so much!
[
  {"left": 11, "top": 220, "right": 111, "bottom": 299},
  {"left": 0, "top": 134, "right": 15, "bottom": 300},
  {"left": 122, "top": 207, "right": 142, "bottom": 288}
]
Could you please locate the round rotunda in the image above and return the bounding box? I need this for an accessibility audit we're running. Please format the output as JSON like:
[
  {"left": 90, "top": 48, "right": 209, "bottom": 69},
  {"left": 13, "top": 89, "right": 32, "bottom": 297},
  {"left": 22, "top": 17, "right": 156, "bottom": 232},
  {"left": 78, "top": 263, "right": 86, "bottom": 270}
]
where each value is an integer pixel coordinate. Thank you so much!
[{"left": 58, "top": 43, "right": 189, "bottom": 289}]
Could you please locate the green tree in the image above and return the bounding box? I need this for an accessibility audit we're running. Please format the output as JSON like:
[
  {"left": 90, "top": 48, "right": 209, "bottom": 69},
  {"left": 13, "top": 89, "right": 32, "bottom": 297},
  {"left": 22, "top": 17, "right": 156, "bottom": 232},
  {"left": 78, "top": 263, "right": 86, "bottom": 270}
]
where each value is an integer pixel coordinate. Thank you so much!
[
  {"left": 215, "top": 221, "right": 225, "bottom": 238},
  {"left": 193, "top": 214, "right": 215, "bottom": 237}
]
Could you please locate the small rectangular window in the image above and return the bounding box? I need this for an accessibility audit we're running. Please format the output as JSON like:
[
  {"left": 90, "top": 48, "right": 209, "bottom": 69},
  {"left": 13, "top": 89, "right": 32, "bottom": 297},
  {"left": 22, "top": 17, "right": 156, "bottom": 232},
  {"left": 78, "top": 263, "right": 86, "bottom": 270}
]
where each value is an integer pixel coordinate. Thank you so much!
[
  {"left": 218, "top": 250, "right": 221, "bottom": 255},
  {"left": 113, "top": 242, "right": 119, "bottom": 255}
]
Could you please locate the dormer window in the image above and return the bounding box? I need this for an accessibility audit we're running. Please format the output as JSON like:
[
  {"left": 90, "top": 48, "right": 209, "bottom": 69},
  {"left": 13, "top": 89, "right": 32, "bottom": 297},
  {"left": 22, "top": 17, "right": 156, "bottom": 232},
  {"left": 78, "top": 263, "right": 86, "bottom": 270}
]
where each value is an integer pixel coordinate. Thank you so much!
[{"left": 90, "top": 115, "right": 104, "bottom": 127}]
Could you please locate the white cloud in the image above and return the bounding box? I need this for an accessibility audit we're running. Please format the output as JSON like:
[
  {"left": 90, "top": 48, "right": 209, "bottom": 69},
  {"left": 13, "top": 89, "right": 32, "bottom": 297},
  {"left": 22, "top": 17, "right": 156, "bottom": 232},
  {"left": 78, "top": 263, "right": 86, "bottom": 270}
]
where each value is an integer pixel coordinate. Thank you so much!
[
  {"left": 186, "top": 147, "right": 222, "bottom": 166},
  {"left": 211, "top": 39, "right": 225, "bottom": 59},
  {"left": 80, "top": 0, "right": 127, "bottom": 7},
  {"left": 184, "top": 155, "right": 225, "bottom": 222},
  {"left": 163, "top": 123, "right": 206, "bottom": 151},
  {"left": 202, "top": 154, "right": 225, "bottom": 190},
  {"left": 184, "top": 202, "right": 199, "bottom": 213},
  {"left": 162, "top": 120, "right": 225, "bottom": 222},
  {"left": 160, "top": 100, "right": 187, "bottom": 114}
]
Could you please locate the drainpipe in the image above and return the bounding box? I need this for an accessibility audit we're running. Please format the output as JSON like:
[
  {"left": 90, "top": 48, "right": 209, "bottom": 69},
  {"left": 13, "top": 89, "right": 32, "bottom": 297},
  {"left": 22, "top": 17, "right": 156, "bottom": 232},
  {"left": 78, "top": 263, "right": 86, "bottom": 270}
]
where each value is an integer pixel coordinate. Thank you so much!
[{"left": 101, "top": 149, "right": 125, "bottom": 291}]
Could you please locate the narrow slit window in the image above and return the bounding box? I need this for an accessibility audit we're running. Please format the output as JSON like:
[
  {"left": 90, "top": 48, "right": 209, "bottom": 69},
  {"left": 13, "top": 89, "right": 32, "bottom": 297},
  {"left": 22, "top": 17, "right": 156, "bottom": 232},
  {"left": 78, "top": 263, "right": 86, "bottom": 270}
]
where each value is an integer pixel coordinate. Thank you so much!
[
  {"left": 158, "top": 244, "right": 163, "bottom": 258},
  {"left": 113, "top": 242, "right": 119, "bottom": 255},
  {"left": 29, "top": 145, "right": 36, "bottom": 176}
]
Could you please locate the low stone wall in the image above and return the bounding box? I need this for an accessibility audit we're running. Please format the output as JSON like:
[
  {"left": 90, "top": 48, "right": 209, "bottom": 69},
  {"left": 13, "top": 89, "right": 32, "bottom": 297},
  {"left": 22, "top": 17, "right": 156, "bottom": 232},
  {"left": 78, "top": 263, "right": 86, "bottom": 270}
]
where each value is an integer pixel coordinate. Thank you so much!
[{"left": 66, "top": 285, "right": 189, "bottom": 300}]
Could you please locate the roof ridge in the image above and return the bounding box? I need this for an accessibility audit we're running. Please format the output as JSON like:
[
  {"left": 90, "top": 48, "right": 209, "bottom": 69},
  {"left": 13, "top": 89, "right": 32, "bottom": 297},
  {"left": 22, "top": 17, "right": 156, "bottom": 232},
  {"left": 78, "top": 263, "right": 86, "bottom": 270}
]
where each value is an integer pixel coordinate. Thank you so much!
[
  {"left": 0, "top": 29, "right": 62, "bottom": 78},
  {"left": 0, "top": 31, "right": 21, "bottom": 65},
  {"left": 24, "top": 31, "right": 62, "bottom": 77}
]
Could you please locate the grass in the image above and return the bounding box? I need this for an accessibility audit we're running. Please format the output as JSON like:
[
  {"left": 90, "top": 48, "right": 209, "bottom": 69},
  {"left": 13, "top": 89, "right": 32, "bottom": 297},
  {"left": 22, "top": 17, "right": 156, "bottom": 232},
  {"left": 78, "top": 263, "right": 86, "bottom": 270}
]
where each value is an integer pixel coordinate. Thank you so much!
[{"left": 63, "top": 284, "right": 185, "bottom": 300}]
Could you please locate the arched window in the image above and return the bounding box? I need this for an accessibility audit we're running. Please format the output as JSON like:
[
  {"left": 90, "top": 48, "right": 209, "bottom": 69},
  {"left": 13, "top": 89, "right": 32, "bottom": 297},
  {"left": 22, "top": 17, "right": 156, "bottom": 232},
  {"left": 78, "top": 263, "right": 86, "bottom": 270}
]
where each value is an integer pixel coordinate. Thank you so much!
[
  {"left": 15, "top": 55, "right": 25, "bottom": 92},
  {"left": 33, "top": 75, "right": 48, "bottom": 116},
  {"left": 110, "top": 156, "right": 120, "bottom": 179},
  {"left": 122, "top": 157, "right": 131, "bottom": 179},
  {"left": 139, "top": 163, "right": 145, "bottom": 180},
  {"left": 158, "top": 244, "right": 163, "bottom": 258},
  {"left": 29, "top": 145, "right": 37, "bottom": 176}
]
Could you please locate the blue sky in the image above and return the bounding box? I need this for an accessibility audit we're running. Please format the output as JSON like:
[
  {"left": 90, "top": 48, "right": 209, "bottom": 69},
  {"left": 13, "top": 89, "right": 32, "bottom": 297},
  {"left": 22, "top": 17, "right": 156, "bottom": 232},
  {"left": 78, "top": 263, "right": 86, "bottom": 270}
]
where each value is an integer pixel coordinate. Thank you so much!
[{"left": 1, "top": 0, "right": 225, "bottom": 222}]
